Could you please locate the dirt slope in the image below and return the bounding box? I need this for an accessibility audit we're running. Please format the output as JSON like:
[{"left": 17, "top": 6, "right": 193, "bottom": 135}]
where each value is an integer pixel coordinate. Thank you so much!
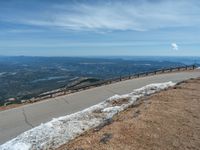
[{"left": 58, "top": 78, "right": 200, "bottom": 150}]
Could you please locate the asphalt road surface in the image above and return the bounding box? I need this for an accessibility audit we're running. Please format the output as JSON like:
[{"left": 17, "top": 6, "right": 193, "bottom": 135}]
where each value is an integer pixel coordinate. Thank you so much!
[{"left": 1, "top": 70, "right": 200, "bottom": 144}]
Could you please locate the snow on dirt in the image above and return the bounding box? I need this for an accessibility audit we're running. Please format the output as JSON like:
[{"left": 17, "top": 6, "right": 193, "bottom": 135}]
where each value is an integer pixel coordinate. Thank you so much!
[{"left": 0, "top": 82, "right": 175, "bottom": 150}]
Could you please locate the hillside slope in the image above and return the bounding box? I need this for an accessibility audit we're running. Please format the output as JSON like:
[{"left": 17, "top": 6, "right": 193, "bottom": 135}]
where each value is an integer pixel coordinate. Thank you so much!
[{"left": 58, "top": 78, "right": 200, "bottom": 150}]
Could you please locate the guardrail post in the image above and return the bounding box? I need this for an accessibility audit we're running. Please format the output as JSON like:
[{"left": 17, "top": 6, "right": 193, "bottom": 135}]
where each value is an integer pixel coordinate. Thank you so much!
[
  {"left": 120, "top": 76, "right": 122, "bottom": 81},
  {"left": 162, "top": 69, "right": 164, "bottom": 73},
  {"left": 193, "top": 65, "right": 195, "bottom": 70}
]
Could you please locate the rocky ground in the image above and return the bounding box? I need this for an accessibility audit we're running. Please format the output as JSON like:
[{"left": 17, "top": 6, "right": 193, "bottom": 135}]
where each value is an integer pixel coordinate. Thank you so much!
[{"left": 57, "top": 78, "right": 200, "bottom": 150}]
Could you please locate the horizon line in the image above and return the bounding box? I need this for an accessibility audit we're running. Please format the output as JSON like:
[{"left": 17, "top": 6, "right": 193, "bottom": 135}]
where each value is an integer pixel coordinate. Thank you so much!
[{"left": 0, "top": 55, "right": 200, "bottom": 58}]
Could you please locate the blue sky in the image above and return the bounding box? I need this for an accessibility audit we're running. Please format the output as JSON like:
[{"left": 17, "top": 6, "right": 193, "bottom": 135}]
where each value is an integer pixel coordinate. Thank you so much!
[{"left": 0, "top": 0, "right": 200, "bottom": 56}]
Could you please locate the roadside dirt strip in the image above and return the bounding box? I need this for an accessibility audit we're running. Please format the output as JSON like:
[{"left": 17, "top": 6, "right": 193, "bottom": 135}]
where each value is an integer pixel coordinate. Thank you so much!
[{"left": 58, "top": 78, "right": 200, "bottom": 150}]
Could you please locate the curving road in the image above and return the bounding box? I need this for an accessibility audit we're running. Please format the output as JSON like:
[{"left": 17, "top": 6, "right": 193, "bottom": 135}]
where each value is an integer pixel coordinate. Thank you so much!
[{"left": 0, "top": 70, "right": 200, "bottom": 144}]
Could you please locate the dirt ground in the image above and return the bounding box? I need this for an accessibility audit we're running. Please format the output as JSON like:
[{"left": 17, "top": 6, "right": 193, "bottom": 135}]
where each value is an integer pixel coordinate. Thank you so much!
[
  {"left": 57, "top": 78, "right": 200, "bottom": 150},
  {"left": 0, "top": 103, "right": 25, "bottom": 111}
]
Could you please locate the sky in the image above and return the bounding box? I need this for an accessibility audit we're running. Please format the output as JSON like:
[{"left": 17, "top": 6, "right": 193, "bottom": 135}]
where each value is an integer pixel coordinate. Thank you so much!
[{"left": 0, "top": 0, "right": 200, "bottom": 56}]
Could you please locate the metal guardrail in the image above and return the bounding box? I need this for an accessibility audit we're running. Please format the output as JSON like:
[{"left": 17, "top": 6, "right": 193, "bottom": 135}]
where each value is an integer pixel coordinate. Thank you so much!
[{"left": 32, "top": 65, "right": 197, "bottom": 101}]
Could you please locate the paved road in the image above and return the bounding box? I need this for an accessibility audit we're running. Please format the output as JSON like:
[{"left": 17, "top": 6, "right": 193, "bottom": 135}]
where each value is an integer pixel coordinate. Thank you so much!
[{"left": 1, "top": 70, "right": 200, "bottom": 144}]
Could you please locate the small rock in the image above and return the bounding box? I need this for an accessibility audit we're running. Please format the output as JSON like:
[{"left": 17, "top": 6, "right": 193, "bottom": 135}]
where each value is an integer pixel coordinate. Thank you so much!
[
  {"left": 133, "top": 110, "right": 140, "bottom": 118},
  {"left": 100, "top": 133, "right": 112, "bottom": 144}
]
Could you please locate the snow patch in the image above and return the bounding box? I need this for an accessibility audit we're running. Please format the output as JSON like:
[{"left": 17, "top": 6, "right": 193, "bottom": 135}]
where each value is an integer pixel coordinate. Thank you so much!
[
  {"left": 4, "top": 143, "right": 31, "bottom": 150},
  {"left": 0, "top": 81, "right": 175, "bottom": 150}
]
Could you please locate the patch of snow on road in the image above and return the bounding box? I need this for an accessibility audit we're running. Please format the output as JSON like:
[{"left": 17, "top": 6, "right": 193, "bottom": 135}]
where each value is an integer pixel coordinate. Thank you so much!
[{"left": 0, "top": 81, "right": 175, "bottom": 150}]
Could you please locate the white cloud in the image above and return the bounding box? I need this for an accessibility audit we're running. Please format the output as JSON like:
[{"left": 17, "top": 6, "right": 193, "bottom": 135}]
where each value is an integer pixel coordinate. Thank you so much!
[
  {"left": 171, "top": 43, "right": 179, "bottom": 51},
  {"left": 1, "top": 0, "right": 200, "bottom": 31}
]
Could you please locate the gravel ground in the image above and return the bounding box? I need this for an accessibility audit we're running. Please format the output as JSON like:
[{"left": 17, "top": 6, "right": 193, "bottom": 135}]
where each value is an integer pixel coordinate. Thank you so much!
[{"left": 57, "top": 78, "right": 200, "bottom": 150}]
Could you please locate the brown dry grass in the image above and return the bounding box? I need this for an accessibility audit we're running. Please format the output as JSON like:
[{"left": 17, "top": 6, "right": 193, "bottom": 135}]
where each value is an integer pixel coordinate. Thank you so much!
[{"left": 57, "top": 78, "right": 200, "bottom": 150}]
